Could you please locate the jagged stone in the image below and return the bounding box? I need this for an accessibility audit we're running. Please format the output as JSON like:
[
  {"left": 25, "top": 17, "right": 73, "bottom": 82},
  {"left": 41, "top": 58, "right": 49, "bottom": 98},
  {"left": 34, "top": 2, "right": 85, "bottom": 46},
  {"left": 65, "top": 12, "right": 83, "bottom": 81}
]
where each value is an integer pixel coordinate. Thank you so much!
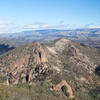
[
  {"left": 0, "top": 41, "right": 49, "bottom": 84},
  {"left": 53, "top": 80, "right": 74, "bottom": 99}
]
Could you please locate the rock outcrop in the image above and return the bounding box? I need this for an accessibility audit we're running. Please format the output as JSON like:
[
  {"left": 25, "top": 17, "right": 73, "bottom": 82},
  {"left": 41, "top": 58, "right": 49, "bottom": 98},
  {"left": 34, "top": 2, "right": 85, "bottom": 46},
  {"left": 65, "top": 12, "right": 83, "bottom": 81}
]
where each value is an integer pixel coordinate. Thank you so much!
[
  {"left": 0, "top": 38, "right": 99, "bottom": 98},
  {"left": 0, "top": 41, "right": 50, "bottom": 84},
  {"left": 53, "top": 80, "right": 74, "bottom": 99}
]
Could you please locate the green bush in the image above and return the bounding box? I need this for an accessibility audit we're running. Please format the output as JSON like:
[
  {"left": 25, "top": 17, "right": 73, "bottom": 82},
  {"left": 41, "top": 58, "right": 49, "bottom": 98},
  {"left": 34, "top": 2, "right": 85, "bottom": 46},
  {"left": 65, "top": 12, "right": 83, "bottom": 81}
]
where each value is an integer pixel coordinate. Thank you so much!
[
  {"left": 72, "top": 98, "right": 76, "bottom": 100},
  {"left": 51, "top": 90, "right": 57, "bottom": 96},
  {"left": 51, "top": 74, "right": 62, "bottom": 85},
  {"left": 61, "top": 85, "right": 70, "bottom": 97},
  {"left": 96, "top": 94, "right": 100, "bottom": 99},
  {"left": 74, "top": 91, "right": 94, "bottom": 100},
  {"left": 66, "top": 92, "right": 70, "bottom": 97},
  {"left": 61, "top": 85, "right": 67, "bottom": 94},
  {"left": 0, "top": 76, "right": 7, "bottom": 83},
  {"left": 15, "top": 83, "right": 32, "bottom": 89},
  {"left": 35, "top": 66, "right": 39, "bottom": 73}
]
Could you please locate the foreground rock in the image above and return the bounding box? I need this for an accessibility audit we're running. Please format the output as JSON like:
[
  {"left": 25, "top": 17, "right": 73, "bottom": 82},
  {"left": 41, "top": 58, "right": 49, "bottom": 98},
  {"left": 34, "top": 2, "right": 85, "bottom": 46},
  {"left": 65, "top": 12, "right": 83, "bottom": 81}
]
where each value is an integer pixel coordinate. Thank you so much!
[{"left": 53, "top": 80, "right": 74, "bottom": 99}]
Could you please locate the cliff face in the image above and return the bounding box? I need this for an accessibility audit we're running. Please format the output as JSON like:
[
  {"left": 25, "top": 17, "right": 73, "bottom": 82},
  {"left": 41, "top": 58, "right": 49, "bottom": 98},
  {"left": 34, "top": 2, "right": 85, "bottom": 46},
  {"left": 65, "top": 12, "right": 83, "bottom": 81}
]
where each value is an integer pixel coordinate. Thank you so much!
[{"left": 0, "top": 41, "right": 50, "bottom": 84}]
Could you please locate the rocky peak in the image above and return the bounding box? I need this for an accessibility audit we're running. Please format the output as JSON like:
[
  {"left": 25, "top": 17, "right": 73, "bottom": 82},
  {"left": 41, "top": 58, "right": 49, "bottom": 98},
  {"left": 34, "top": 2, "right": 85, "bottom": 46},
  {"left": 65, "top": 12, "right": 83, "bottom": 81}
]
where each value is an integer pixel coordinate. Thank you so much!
[
  {"left": 0, "top": 41, "right": 50, "bottom": 84},
  {"left": 28, "top": 41, "right": 47, "bottom": 64},
  {"left": 45, "top": 38, "right": 95, "bottom": 75},
  {"left": 54, "top": 38, "right": 71, "bottom": 51}
]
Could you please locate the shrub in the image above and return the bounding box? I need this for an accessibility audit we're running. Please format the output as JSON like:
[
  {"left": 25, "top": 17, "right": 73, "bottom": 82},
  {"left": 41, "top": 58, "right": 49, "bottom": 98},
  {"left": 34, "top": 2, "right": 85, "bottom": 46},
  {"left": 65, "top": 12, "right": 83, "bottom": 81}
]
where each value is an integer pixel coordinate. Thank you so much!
[
  {"left": 15, "top": 83, "right": 32, "bottom": 89},
  {"left": 51, "top": 90, "right": 57, "bottom": 96},
  {"left": 96, "top": 94, "right": 100, "bottom": 99},
  {"left": 72, "top": 98, "right": 76, "bottom": 100},
  {"left": 51, "top": 74, "right": 62, "bottom": 85},
  {"left": 61, "top": 85, "right": 70, "bottom": 97},
  {"left": 0, "top": 76, "right": 7, "bottom": 83},
  {"left": 61, "top": 85, "right": 68, "bottom": 94},
  {"left": 66, "top": 92, "right": 70, "bottom": 97},
  {"left": 35, "top": 66, "right": 39, "bottom": 73}
]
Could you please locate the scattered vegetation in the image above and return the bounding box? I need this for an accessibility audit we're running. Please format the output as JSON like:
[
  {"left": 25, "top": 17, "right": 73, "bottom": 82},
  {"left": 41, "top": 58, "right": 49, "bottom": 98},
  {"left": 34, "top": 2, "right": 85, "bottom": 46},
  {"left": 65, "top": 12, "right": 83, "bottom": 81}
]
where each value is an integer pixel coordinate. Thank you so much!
[
  {"left": 61, "top": 85, "right": 70, "bottom": 97},
  {"left": 14, "top": 83, "right": 32, "bottom": 89},
  {"left": 35, "top": 65, "right": 40, "bottom": 73},
  {"left": 0, "top": 82, "right": 68, "bottom": 100},
  {"left": 61, "top": 85, "right": 68, "bottom": 94},
  {"left": 51, "top": 73, "right": 62, "bottom": 85},
  {"left": 74, "top": 91, "right": 96, "bottom": 100},
  {"left": 0, "top": 76, "right": 7, "bottom": 83}
]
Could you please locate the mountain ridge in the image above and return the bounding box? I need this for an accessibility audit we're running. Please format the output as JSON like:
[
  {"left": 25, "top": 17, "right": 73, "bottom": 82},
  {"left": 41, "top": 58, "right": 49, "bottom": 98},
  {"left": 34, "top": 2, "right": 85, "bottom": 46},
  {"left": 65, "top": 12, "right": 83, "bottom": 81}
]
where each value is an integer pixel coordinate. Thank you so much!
[
  {"left": 0, "top": 38, "right": 100, "bottom": 100},
  {"left": 0, "top": 28, "right": 100, "bottom": 47}
]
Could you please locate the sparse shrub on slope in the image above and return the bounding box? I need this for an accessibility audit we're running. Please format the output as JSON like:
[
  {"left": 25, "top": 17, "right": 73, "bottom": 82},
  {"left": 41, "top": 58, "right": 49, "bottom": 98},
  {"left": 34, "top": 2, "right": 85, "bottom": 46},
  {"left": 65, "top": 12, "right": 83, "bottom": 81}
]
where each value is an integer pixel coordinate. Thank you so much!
[
  {"left": 61, "top": 85, "right": 70, "bottom": 97},
  {"left": 61, "top": 85, "right": 68, "bottom": 94}
]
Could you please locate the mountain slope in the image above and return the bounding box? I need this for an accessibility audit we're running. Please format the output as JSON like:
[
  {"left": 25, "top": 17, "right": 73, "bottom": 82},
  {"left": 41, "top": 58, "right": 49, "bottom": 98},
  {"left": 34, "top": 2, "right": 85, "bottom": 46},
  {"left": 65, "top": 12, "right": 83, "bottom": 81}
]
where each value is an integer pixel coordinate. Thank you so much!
[
  {"left": 0, "top": 41, "right": 52, "bottom": 84},
  {"left": 44, "top": 38, "right": 100, "bottom": 89},
  {"left": 0, "top": 38, "right": 100, "bottom": 100}
]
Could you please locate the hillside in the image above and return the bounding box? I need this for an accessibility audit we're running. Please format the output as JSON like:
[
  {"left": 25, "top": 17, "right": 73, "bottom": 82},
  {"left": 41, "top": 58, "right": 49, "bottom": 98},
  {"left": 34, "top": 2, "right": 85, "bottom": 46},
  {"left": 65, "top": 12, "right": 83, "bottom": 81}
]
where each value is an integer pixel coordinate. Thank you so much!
[
  {"left": 0, "top": 38, "right": 100, "bottom": 100},
  {"left": 44, "top": 38, "right": 100, "bottom": 99}
]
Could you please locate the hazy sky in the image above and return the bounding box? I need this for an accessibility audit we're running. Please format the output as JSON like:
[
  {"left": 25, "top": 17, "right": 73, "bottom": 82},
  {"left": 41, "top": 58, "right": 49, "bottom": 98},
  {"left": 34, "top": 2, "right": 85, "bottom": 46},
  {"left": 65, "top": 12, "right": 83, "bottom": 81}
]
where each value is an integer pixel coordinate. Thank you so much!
[{"left": 0, "top": 0, "right": 100, "bottom": 33}]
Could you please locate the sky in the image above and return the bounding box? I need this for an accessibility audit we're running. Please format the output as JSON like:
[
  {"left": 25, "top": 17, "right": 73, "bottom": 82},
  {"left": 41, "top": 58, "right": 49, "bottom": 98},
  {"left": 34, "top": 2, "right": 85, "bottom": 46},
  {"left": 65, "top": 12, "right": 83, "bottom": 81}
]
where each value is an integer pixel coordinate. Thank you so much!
[{"left": 0, "top": 0, "right": 100, "bottom": 33}]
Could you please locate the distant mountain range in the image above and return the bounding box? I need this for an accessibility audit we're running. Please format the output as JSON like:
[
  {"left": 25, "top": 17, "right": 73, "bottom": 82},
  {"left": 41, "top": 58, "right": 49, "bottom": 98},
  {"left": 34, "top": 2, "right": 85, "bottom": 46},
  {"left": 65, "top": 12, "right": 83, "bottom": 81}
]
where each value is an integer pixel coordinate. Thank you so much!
[{"left": 0, "top": 28, "right": 100, "bottom": 47}]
